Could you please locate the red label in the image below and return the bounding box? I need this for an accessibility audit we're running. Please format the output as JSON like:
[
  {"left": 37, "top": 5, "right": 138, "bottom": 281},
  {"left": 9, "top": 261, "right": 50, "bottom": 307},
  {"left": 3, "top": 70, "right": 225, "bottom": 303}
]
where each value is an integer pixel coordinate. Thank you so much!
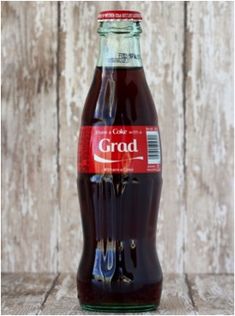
[{"left": 78, "top": 126, "right": 161, "bottom": 174}]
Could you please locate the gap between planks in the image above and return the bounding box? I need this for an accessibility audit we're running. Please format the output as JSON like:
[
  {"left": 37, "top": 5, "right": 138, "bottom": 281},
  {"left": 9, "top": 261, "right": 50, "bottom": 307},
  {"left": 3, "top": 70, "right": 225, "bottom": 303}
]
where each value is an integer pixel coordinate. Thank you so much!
[
  {"left": 37, "top": 273, "right": 60, "bottom": 315},
  {"left": 182, "top": 0, "right": 188, "bottom": 275},
  {"left": 55, "top": 0, "right": 61, "bottom": 274},
  {"left": 185, "top": 273, "right": 198, "bottom": 313}
]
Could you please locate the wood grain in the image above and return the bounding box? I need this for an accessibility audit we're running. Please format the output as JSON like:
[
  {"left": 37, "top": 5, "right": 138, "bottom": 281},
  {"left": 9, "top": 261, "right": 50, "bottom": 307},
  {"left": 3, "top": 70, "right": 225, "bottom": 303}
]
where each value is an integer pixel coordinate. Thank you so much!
[
  {"left": 158, "top": 274, "right": 195, "bottom": 315},
  {"left": 188, "top": 274, "right": 234, "bottom": 314},
  {"left": 39, "top": 274, "right": 81, "bottom": 315},
  {"left": 1, "top": 273, "right": 57, "bottom": 315},
  {"left": 1, "top": 2, "right": 59, "bottom": 272},
  {"left": 185, "top": 2, "right": 234, "bottom": 273},
  {"left": 58, "top": 1, "right": 185, "bottom": 274}
]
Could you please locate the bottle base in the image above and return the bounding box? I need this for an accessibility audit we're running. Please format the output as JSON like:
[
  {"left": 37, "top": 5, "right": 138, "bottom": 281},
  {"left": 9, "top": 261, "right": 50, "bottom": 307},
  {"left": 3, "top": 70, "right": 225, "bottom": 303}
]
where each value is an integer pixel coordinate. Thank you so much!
[{"left": 81, "top": 303, "right": 158, "bottom": 313}]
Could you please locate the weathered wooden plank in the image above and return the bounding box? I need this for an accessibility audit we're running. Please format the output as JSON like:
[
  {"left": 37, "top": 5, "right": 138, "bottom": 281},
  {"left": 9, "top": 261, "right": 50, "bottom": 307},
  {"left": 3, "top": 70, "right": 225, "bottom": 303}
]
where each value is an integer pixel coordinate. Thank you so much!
[
  {"left": 1, "top": 273, "right": 57, "bottom": 315},
  {"left": 158, "top": 274, "right": 195, "bottom": 315},
  {"left": 59, "top": 1, "right": 185, "bottom": 274},
  {"left": 40, "top": 274, "right": 194, "bottom": 315},
  {"left": 39, "top": 274, "right": 81, "bottom": 315},
  {"left": 185, "top": 2, "right": 234, "bottom": 273},
  {"left": 1, "top": 3, "right": 59, "bottom": 272},
  {"left": 188, "top": 274, "right": 234, "bottom": 314}
]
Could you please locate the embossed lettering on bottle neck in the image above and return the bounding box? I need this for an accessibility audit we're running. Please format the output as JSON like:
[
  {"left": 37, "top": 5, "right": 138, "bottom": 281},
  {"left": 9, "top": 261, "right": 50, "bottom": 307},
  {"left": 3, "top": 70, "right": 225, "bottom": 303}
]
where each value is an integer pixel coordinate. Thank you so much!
[{"left": 97, "top": 21, "right": 143, "bottom": 68}]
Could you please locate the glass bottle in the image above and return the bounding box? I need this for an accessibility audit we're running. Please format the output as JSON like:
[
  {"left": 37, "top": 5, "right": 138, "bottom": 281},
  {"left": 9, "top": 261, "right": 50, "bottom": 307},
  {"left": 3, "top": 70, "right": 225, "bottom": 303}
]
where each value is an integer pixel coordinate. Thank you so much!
[{"left": 77, "top": 10, "right": 163, "bottom": 313}]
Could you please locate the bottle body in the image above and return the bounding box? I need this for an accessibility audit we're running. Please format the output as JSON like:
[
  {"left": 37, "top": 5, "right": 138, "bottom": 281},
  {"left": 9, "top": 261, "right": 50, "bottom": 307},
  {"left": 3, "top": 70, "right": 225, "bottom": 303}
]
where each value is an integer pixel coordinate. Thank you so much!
[{"left": 77, "top": 13, "right": 163, "bottom": 312}]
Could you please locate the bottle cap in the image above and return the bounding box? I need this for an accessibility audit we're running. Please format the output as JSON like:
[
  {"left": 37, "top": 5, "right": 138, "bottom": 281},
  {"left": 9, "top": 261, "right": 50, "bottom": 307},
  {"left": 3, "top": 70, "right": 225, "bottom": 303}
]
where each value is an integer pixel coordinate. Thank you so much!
[{"left": 98, "top": 10, "right": 142, "bottom": 21}]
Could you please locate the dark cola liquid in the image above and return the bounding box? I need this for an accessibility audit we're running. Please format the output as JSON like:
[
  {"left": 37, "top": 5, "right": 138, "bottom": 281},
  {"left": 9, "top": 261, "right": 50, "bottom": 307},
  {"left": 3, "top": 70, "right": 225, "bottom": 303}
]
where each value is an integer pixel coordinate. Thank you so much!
[{"left": 77, "top": 67, "right": 162, "bottom": 311}]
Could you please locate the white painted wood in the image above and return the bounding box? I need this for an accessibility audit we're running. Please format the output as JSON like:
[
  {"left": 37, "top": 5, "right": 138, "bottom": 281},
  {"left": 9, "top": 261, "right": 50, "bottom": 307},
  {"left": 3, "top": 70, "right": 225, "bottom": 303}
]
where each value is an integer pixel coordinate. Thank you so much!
[
  {"left": 1, "top": 273, "right": 57, "bottom": 315},
  {"left": 1, "top": 2, "right": 59, "bottom": 272},
  {"left": 185, "top": 2, "right": 234, "bottom": 273},
  {"left": 39, "top": 274, "right": 82, "bottom": 315},
  {"left": 188, "top": 274, "right": 234, "bottom": 314},
  {"left": 158, "top": 274, "right": 195, "bottom": 315}
]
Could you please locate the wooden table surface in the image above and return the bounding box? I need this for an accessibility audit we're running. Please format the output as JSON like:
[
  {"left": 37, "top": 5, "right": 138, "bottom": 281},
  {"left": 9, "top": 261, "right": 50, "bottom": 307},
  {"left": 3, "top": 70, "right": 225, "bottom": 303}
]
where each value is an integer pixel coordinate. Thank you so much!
[{"left": 1, "top": 274, "right": 234, "bottom": 315}]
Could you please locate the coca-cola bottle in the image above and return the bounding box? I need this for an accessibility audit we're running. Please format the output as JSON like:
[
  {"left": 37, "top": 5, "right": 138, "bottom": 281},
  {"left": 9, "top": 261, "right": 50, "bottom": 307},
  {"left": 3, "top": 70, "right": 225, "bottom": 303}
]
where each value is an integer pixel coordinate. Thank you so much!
[{"left": 77, "top": 10, "right": 163, "bottom": 312}]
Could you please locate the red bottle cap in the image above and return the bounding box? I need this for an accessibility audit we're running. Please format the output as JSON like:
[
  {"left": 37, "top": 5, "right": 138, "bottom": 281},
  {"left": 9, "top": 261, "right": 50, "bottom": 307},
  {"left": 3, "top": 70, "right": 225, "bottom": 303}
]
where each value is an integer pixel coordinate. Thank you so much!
[{"left": 98, "top": 10, "right": 142, "bottom": 21}]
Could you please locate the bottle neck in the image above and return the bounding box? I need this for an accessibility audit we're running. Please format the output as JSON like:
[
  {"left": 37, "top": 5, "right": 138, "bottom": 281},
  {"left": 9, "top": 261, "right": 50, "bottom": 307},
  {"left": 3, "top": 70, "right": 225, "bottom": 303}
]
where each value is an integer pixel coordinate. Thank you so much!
[{"left": 97, "top": 21, "right": 143, "bottom": 68}]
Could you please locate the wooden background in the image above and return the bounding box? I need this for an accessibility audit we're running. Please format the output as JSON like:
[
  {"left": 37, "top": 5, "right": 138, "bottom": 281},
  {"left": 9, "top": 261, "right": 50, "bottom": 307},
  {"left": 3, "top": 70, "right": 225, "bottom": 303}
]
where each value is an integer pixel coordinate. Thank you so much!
[{"left": 2, "top": 1, "right": 234, "bottom": 274}]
